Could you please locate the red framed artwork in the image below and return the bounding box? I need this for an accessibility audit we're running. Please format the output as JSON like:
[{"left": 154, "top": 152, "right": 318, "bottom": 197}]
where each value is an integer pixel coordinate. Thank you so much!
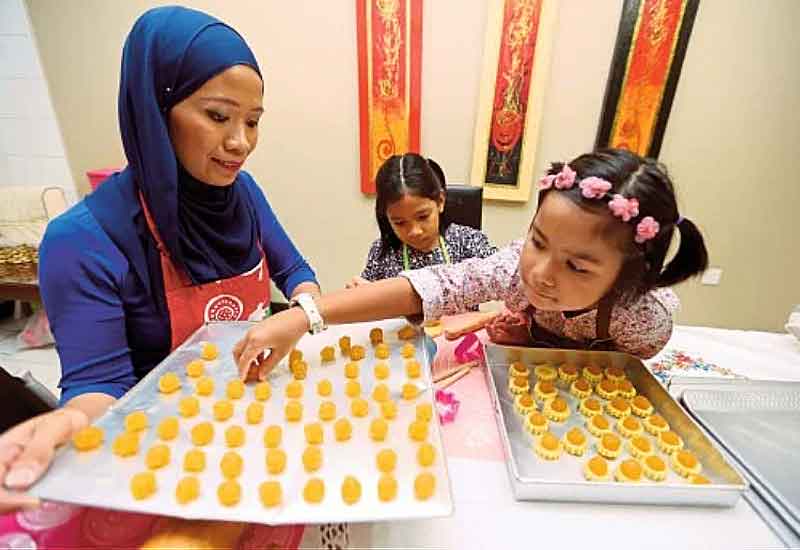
[
  {"left": 596, "top": 0, "right": 700, "bottom": 158},
  {"left": 470, "top": 0, "right": 558, "bottom": 202},
  {"left": 356, "top": 0, "right": 422, "bottom": 194}
]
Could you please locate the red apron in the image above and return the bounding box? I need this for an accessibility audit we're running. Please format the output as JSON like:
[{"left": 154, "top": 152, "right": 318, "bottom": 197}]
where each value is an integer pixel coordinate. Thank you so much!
[{"left": 140, "top": 194, "right": 270, "bottom": 350}]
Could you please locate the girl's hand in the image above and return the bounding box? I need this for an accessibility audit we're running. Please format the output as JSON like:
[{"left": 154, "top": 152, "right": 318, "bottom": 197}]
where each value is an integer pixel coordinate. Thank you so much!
[
  {"left": 486, "top": 310, "right": 532, "bottom": 346},
  {"left": 233, "top": 307, "right": 309, "bottom": 381},
  {"left": 0, "top": 407, "right": 89, "bottom": 512},
  {"left": 345, "top": 276, "right": 370, "bottom": 289}
]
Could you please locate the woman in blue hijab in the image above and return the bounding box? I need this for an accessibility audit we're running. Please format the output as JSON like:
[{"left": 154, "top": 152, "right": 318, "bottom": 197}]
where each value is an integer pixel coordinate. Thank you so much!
[{"left": 0, "top": 8, "right": 318, "bottom": 544}]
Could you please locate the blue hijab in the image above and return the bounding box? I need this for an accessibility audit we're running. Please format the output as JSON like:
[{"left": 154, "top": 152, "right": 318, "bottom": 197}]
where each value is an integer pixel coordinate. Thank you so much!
[{"left": 86, "top": 6, "right": 263, "bottom": 293}]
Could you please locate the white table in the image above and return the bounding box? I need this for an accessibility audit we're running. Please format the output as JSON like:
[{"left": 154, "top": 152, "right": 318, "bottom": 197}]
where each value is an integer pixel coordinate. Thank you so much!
[{"left": 303, "top": 325, "right": 799, "bottom": 549}]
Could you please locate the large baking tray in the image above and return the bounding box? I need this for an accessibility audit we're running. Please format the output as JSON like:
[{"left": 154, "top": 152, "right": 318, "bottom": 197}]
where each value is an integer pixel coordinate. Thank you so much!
[
  {"left": 29, "top": 319, "right": 453, "bottom": 524},
  {"left": 484, "top": 344, "right": 746, "bottom": 507}
]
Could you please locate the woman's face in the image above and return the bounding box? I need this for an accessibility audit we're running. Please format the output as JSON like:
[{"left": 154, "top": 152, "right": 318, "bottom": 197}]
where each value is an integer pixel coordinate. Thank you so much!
[{"left": 168, "top": 65, "right": 263, "bottom": 186}]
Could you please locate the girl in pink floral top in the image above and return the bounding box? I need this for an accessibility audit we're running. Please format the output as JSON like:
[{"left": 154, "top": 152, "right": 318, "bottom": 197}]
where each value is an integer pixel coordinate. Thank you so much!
[{"left": 234, "top": 149, "right": 709, "bottom": 375}]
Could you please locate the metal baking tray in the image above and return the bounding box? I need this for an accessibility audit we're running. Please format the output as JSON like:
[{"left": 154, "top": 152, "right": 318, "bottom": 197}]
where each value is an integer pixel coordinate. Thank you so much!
[
  {"left": 682, "top": 382, "right": 800, "bottom": 531},
  {"left": 29, "top": 319, "right": 453, "bottom": 525},
  {"left": 484, "top": 344, "right": 746, "bottom": 506}
]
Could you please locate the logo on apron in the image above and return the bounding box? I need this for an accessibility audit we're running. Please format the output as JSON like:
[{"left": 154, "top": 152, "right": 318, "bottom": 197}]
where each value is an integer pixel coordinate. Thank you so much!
[{"left": 204, "top": 294, "right": 244, "bottom": 322}]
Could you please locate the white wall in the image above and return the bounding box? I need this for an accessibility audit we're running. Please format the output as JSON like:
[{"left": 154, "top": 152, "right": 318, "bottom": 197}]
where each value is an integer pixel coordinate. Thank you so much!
[{"left": 0, "top": 0, "right": 76, "bottom": 203}]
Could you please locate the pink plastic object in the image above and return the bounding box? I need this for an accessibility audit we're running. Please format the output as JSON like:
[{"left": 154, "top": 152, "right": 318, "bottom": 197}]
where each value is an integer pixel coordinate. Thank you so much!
[
  {"left": 435, "top": 388, "right": 460, "bottom": 424},
  {"left": 86, "top": 168, "right": 121, "bottom": 191},
  {"left": 453, "top": 332, "right": 484, "bottom": 364}
]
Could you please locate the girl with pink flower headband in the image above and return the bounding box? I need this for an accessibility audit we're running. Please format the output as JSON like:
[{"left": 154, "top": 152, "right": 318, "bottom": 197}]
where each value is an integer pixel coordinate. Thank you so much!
[{"left": 233, "top": 149, "right": 710, "bottom": 379}]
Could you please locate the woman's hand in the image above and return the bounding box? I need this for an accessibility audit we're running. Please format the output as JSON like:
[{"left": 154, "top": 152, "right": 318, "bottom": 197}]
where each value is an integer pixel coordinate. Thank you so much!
[
  {"left": 233, "top": 307, "right": 309, "bottom": 381},
  {"left": 345, "top": 276, "right": 370, "bottom": 290},
  {"left": 0, "top": 407, "right": 89, "bottom": 512},
  {"left": 486, "top": 310, "right": 532, "bottom": 346}
]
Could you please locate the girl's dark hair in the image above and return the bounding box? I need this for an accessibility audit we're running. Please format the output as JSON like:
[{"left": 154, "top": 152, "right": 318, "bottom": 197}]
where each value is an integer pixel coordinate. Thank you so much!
[
  {"left": 374, "top": 153, "right": 448, "bottom": 257},
  {"left": 537, "top": 148, "right": 709, "bottom": 301}
]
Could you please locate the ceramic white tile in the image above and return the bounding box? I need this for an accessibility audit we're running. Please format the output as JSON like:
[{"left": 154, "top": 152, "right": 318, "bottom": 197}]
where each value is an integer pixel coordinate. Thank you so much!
[
  {"left": 31, "top": 118, "right": 62, "bottom": 157},
  {"left": 0, "top": 117, "right": 33, "bottom": 156},
  {"left": 0, "top": 0, "right": 29, "bottom": 36},
  {"left": 5, "top": 154, "right": 32, "bottom": 185},
  {"left": 0, "top": 36, "right": 40, "bottom": 79}
]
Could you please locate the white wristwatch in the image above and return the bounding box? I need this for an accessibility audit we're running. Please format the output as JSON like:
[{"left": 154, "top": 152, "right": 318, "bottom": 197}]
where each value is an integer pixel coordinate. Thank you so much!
[{"left": 289, "top": 292, "right": 326, "bottom": 335}]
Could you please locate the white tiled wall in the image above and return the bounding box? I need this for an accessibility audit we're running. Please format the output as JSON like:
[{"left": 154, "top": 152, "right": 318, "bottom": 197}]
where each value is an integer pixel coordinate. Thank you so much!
[{"left": 0, "top": 0, "right": 76, "bottom": 202}]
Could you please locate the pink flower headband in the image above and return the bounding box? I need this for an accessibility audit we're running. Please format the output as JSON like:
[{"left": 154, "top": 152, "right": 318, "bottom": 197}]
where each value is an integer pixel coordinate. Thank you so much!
[{"left": 538, "top": 164, "right": 660, "bottom": 244}]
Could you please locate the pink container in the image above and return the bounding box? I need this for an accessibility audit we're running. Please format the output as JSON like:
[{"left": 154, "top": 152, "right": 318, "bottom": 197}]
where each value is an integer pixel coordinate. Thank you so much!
[{"left": 86, "top": 168, "right": 120, "bottom": 191}]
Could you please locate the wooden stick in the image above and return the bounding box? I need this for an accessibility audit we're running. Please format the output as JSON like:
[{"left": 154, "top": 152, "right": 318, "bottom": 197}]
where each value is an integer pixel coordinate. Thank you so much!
[
  {"left": 435, "top": 366, "right": 471, "bottom": 389},
  {"left": 432, "top": 361, "right": 478, "bottom": 383}
]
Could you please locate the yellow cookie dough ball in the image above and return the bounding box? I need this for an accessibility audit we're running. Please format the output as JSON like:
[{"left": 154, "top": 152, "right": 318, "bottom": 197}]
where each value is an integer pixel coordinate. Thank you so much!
[
  {"left": 351, "top": 398, "right": 370, "bottom": 418},
  {"left": 374, "top": 343, "right": 390, "bottom": 360},
  {"left": 183, "top": 449, "right": 206, "bottom": 473},
  {"left": 372, "top": 383, "right": 391, "bottom": 403},
  {"left": 259, "top": 481, "right": 282, "bottom": 508},
  {"left": 263, "top": 425, "right": 282, "bottom": 448},
  {"left": 185, "top": 359, "right": 205, "bottom": 378},
  {"left": 319, "top": 400, "right": 337, "bottom": 421},
  {"left": 417, "top": 442, "right": 437, "bottom": 467},
  {"left": 291, "top": 360, "right": 308, "bottom": 381},
  {"left": 226, "top": 379, "right": 245, "bottom": 400},
  {"left": 70, "top": 424, "right": 104, "bottom": 452},
  {"left": 414, "top": 472, "right": 436, "bottom": 500},
  {"left": 381, "top": 400, "right": 398, "bottom": 420},
  {"left": 303, "top": 478, "right": 325, "bottom": 504},
  {"left": 201, "top": 341, "right": 219, "bottom": 360},
  {"left": 344, "top": 362, "right": 360, "bottom": 379},
  {"left": 157, "top": 416, "right": 180, "bottom": 441},
  {"left": 213, "top": 400, "right": 234, "bottom": 421},
  {"left": 303, "top": 445, "right": 323, "bottom": 472},
  {"left": 254, "top": 381, "right": 271, "bottom": 401},
  {"left": 124, "top": 411, "right": 148, "bottom": 433},
  {"left": 246, "top": 402, "right": 264, "bottom": 424},
  {"left": 158, "top": 372, "right": 181, "bottom": 394},
  {"left": 338, "top": 336, "right": 351, "bottom": 355},
  {"left": 220, "top": 451, "right": 243, "bottom": 479},
  {"left": 285, "top": 380, "right": 304, "bottom": 399},
  {"left": 130, "top": 471, "right": 156, "bottom": 500},
  {"left": 190, "top": 422, "right": 214, "bottom": 446},
  {"left": 401, "top": 342, "right": 416, "bottom": 359},
  {"left": 376, "top": 448, "right": 397, "bottom": 473},
  {"left": 305, "top": 423, "right": 324, "bottom": 445},
  {"left": 178, "top": 396, "right": 200, "bottom": 418},
  {"left": 320, "top": 345, "right": 336, "bottom": 363},
  {"left": 370, "top": 418, "right": 388, "bottom": 442},
  {"left": 266, "top": 448, "right": 287, "bottom": 474},
  {"left": 146, "top": 444, "right": 171, "bottom": 470},
  {"left": 317, "top": 379, "right": 333, "bottom": 397},
  {"left": 408, "top": 420, "right": 428, "bottom": 442},
  {"left": 195, "top": 376, "right": 215, "bottom": 396},
  {"left": 378, "top": 474, "right": 398, "bottom": 502},
  {"left": 374, "top": 362, "right": 390, "bottom": 380},
  {"left": 405, "top": 360, "right": 422, "bottom": 379},
  {"left": 345, "top": 380, "right": 361, "bottom": 398},
  {"left": 416, "top": 403, "right": 433, "bottom": 422},
  {"left": 112, "top": 432, "right": 139, "bottom": 457},
  {"left": 369, "top": 327, "right": 384, "bottom": 346},
  {"left": 289, "top": 348, "right": 303, "bottom": 365},
  {"left": 341, "top": 475, "right": 362, "bottom": 505},
  {"left": 349, "top": 345, "right": 366, "bottom": 361},
  {"left": 402, "top": 383, "right": 419, "bottom": 401},
  {"left": 72, "top": 425, "right": 104, "bottom": 452},
  {"left": 397, "top": 325, "right": 416, "bottom": 340},
  {"left": 334, "top": 418, "right": 352, "bottom": 442},
  {"left": 285, "top": 400, "right": 303, "bottom": 422},
  {"left": 217, "top": 479, "right": 241, "bottom": 507},
  {"left": 175, "top": 476, "right": 199, "bottom": 505},
  {"left": 225, "top": 425, "right": 246, "bottom": 448}
]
